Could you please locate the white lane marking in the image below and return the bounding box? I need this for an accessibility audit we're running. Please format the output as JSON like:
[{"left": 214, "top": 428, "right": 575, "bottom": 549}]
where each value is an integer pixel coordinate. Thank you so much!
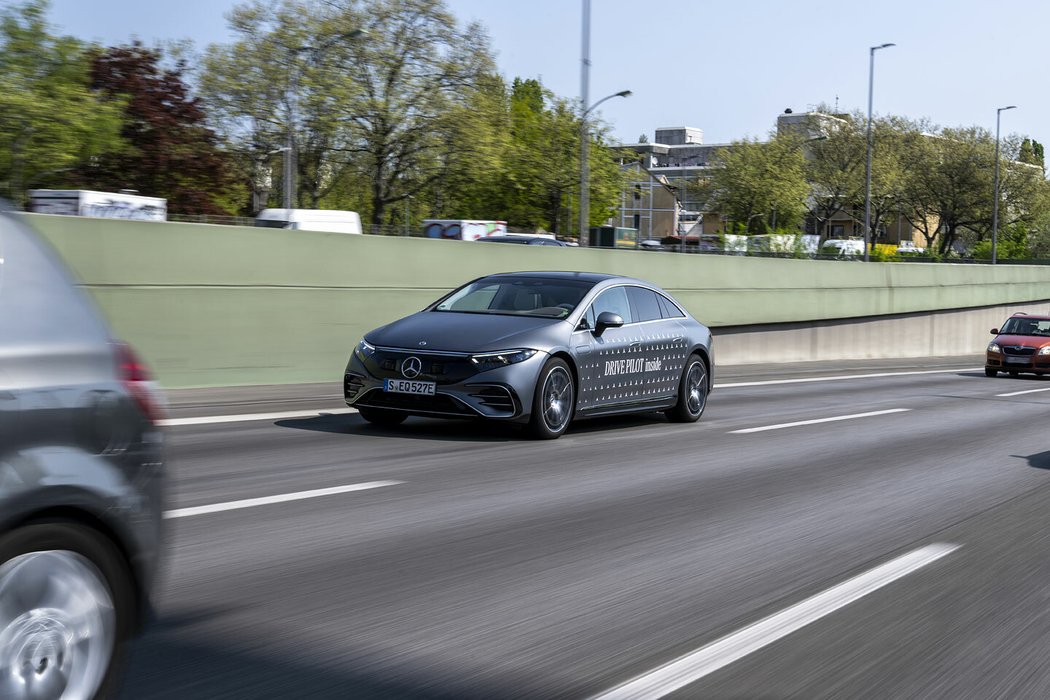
[
  {"left": 730, "top": 408, "right": 910, "bottom": 434},
  {"left": 589, "top": 543, "right": 960, "bottom": 700},
  {"left": 160, "top": 408, "right": 355, "bottom": 427},
  {"left": 996, "top": 386, "right": 1050, "bottom": 397},
  {"left": 716, "top": 367, "right": 980, "bottom": 389},
  {"left": 163, "top": 480, "right": 402, "bottom": 519}
]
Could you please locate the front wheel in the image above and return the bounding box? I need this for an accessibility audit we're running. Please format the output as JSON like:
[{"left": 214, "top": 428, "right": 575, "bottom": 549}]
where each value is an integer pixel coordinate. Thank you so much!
[
  {"left": 527, "top": 358, "right": 575, "bottom": 439},
  {"left": 0, "top": 523, "right": 135, "bottom": 700},
  {"left": 985, "top": 367, "right": 998, "bottom": 377},
  {"left": 357, "top": 406, "right": 407, "bottom": 426},
  {"left": 666, "top": 354, "right": 709, "bottom": 423}
]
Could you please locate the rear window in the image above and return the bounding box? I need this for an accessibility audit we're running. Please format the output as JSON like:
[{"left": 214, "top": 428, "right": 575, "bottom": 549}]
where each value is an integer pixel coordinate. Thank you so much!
[
  {"left": 658, "top": 294, "right": 685, "bottom": 319},
  {"left": 627, "top": 286, "right": 663, "bottom": 322}
]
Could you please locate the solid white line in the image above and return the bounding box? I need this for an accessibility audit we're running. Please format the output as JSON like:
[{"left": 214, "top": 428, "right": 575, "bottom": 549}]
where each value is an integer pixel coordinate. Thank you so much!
[
  {"left": 159, "top": 408, "right": 355, "bottom": 427},
  {"left": 163, "top": 480, "right": 402, "bottom": 519},
  {"left": 730, "top": 408, "right": 910, "bottom": 434},
  {"left": 715, "top": 367, "right": 980, "bottom": 390},
  {"left": 996, "top": 386, "right": 1050, "bottom": 397},
  {"left": 589, "top": 543, "right": 960, "bottom": 700}
]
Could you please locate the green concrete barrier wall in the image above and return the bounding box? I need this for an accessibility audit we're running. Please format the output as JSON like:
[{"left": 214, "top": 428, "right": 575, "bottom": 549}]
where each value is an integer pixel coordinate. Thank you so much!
[{"left": 19, "top": 213, "right": 1050, "bottom": 387}]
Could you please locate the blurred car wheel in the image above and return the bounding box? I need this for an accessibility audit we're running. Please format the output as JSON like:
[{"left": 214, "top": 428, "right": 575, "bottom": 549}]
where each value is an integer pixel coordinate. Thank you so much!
[
  {"left": 985, "top": 368, "right": 998, "bottom": 377},
  {"left": 0, "top": 523, "right": 134, "bottom": 700},
  {"left": 666, "top": 354, "right": 709, "bottom": 423}
]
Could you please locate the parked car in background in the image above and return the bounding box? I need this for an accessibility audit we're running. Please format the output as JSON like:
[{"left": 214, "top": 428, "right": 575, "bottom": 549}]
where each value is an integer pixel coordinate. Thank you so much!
[
  {"left": 254, "top": 208, "right": 362, "bottom": 234},
  {"left": 985, "top": 312, "right": 1050, "bottom": 377},
  {"left": 344, "top": 272, "right": 713, "bottom": 439},
  {"left": 0, "top": 208, "right": 166, "bottom": 698},
  {"left": 896, "top": 241, "right": 926, "bottom": 254},
  {"left": 474, "top": 235, "right": 570, "bottom": 247},
  {"left": 820, "top": 239, "right": 865, "bottom": 257}
]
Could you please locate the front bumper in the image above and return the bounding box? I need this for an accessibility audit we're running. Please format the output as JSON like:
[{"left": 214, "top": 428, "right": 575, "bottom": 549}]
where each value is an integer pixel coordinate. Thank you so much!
[
  {"left": 345, "top": 347, "right": 546, "bottom": 421},
  {"left": 986, "top": 353, "right": 1050, "bottom": 372}
]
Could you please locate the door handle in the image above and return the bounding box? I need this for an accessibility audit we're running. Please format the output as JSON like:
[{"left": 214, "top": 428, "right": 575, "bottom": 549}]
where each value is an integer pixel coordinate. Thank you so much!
[{"left": 630, "top": 342, "right": 642, "bottom": 349}]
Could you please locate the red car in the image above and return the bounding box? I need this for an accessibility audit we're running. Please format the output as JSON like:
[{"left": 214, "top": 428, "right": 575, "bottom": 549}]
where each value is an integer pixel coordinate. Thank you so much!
[{"left": 986, "top": 313, "right": 1050, "bottom": 377}]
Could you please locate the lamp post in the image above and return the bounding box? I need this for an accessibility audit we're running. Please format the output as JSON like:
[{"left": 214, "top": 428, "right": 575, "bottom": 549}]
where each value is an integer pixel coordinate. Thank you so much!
[
  {"left": 992, "top": 105, "right": 1016, "bottom": 265},
  {"left": 284, "top": 29, "right": 365, "bottom": 210},
  {"left": 863, "top": 42, "right": 895, "bottom": 262},
  {"left": 578, "top": 89, "right": 631, "bottom": 245}
]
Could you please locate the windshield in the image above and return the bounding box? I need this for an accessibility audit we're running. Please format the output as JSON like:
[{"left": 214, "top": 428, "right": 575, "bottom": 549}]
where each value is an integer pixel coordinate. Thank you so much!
[
  {"left": 1000, "top": 317, "right": 1050, "bottom": 336},
  {"left": 431, "top": 276, "right": 595, "bottom": 319}
]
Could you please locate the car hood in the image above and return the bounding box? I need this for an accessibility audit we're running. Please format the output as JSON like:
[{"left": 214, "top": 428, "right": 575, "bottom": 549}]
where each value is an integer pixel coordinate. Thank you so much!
[
  {"left": 994, "top": 334, "right": 1050, "bottom": 348},
  {"left": 367, "top": 311, "right": 567, "bottom": 353}
]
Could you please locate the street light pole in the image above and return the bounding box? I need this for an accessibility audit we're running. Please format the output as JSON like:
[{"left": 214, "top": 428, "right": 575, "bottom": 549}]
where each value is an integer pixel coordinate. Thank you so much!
[
  {"left": 578, "top": 90, "right": 631, "bottom": 246},
  {"left": 863, "top": 42, "right": 894, "bottom": 262},
  {"left": 578, "top": 0, "right": 591, "bottom": 244},
  {"left": 992, "top": 105, "right": 1017, "bottom": 265},
  {"left": 284, "top": 29, "right": 365, "bottom": 211}
]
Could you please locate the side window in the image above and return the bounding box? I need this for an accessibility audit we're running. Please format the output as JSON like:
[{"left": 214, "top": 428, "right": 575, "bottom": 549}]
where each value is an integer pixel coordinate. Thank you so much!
[
  {"left": 657, "top": 294, "right": 686, "bottom": 319},
  {"left": 590, "top": 287, "right": 633, "bottom": 324},
  {"left": 626, "top": 286, "right": 663, "bottom": 323}
]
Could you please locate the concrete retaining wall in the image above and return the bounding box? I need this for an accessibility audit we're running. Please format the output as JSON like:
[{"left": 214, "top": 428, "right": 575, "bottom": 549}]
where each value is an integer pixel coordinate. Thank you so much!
[{"left": 20, "top": 214, "right": 1050, "bottom": 387}]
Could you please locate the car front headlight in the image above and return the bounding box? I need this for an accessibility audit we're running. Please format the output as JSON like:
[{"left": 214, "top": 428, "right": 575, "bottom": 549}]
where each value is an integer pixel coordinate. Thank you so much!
[
  {"left": 469, "top": 349, "right": 538, "bottom": 372},
  {"left": 1039, "top": 346, "right": 1050, "bottom": 356},
  {"left": 988, "top": 343, "right": 1001, "bottom": 353},
  {"left": 355, "top": 339, "right": 377, "bottom": 360}
]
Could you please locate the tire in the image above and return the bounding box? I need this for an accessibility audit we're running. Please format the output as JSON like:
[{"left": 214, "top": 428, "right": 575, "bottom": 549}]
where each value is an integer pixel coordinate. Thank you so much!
[
  {"left": 985, "top": 368, "right": 998, "bottom": 377},
  {"left": 666, "top": 354, "right": 709, "bottom": 423},
  {"left": 0, "top": 523, "right": 135, "bottom": 700},
  {"left": 357, "top": 406, "right": 407, "bottom": 426},
  {"left": 527, "top": 357, "right": 575, "bottom": 440},
  {"left": 1009, "top": 371, "right": 1019, "bottom": 377}
]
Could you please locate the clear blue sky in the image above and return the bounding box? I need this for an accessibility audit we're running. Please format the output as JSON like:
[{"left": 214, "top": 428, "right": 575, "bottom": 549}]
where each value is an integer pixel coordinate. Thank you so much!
[{"left": 42, "top": 0, "right": 1050, "bottom": 149}]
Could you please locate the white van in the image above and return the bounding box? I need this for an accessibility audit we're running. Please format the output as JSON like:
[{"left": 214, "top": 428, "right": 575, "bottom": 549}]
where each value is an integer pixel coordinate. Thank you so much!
[{"left": 254, "top": 208, "right": 362, "bottom": 234}]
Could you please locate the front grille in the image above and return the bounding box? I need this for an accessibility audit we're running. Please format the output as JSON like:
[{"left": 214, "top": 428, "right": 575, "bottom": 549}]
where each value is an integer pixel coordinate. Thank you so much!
[
  {"left": 357, "top": 389, "right": 475, "bottom": 416},
  {"left": 367, "top": 349, "right": 476, "bottom": 383},
  {"left": 1003, "top": 346, "right": 1037, "bottom": 356},
  {"left": 468, "top": 385, "right": 517, "bottom": 414}
]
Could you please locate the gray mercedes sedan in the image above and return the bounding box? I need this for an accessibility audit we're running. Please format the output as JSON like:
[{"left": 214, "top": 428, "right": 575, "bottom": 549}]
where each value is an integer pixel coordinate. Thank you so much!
[{"left": 344, "top": 272, "right": 713, "bottom": 439}]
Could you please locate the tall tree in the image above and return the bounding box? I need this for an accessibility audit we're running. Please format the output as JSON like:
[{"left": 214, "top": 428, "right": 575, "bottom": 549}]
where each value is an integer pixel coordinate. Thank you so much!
[
  {"left": 693, "top": 135, "right": 809, "bottom": 234},
  {"left": 76, "top": 43, "right": 242, "bottom": 214},
  {"left": 0, "top": 0, "right": 124, "bottom": 204}
]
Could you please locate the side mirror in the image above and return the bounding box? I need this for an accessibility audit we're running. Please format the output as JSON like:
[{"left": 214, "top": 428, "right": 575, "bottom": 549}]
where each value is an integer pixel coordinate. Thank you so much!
[
  {"left": 593, "top": 311, "right": 624, "bottom": 337},
  {"left": 991, "top": 328, "right": 999, "bottom": 335}
]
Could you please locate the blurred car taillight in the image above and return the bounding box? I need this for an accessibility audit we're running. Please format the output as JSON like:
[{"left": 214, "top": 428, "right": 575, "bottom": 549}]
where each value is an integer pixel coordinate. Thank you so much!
[{"left": 113, "top": 341, "right": 166, "bottom": 424}]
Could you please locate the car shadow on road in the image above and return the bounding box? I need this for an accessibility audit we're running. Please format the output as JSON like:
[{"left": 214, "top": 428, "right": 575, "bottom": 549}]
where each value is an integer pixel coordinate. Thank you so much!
[
  {"left": 275, "top": 413, "right": 522, "bottom": 443},
  {"left": 1016, "top": 451, "right": 1050, "bottom": 470},
  {"left": 121, "top": 616, "right": 479, "bottom": 699},
  {"left": 275, "top": 411, "right": 672, "bottom": 442}
]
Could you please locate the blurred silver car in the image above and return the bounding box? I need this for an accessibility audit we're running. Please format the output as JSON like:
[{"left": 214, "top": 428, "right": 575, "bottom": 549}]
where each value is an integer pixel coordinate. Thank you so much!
[
  {"left": 0, "top": 209, "right": 165, "bottom": 699},
  {"left": 345, "top": 272, "right": 713, "bottom": 439}
]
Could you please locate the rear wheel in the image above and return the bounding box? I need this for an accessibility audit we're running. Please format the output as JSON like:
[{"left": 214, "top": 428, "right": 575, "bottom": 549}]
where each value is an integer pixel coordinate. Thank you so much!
[
  {"left": 666, "top": 354, "right": 709, "bottom": 423},
  {"left": 528, "top": 358, "right": 575, "bottom": 440},
  {"left": 985, "top": 367, "right": 998, "bottom": 377},
  {"left": 0, "top": 523, "right": 134, "bottom": 700},
  {"left": 357, "top": 406, "right": 407, "bottom": 426}
]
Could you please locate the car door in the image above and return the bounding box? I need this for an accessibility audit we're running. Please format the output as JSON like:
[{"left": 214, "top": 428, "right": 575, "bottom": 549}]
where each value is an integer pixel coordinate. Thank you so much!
[
  {"left": 626, "top": 286, "right": 684, "bottom": 402},
  {"left": 574, "top": 286, "right": 646, "bottom": 411}
]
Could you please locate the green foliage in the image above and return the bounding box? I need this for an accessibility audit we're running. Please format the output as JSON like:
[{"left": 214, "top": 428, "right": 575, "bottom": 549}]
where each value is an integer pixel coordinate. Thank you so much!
[
  {"left": 0, "top": 0, "right": 125, "bottom": 203},
  {"left": 695, "top": 135, "right": 809, "bottom": 234}
]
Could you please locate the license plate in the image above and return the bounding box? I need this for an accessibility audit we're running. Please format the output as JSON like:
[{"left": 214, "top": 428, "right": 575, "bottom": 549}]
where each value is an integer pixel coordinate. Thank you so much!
[
  {"left": 1005, "top": 356, "right": 1030, "bottom": 365},
  {"left": 384, "top": 379, "right": 436, "bottom": 395}
]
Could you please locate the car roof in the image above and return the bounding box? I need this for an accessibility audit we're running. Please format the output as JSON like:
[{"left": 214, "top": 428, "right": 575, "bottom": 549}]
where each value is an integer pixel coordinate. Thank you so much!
[
  {"left": 479, "top": 271, "right": 647, "bottom": 285},
  {"left": 1010, "top": 312, "right": 1050, "bottom": 320}
]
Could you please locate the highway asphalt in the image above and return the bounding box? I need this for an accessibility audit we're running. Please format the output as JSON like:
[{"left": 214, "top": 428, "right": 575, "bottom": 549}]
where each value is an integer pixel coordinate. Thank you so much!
[{"left": 120, "top": 355, "right": 1050, "bottom": 699}]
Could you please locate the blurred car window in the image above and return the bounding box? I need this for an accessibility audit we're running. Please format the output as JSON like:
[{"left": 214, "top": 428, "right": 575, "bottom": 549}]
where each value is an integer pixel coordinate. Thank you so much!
[
  {"left": 627, "top": 286, "right": 663, "bottom": 322},
  {"left": 590, "top": 286, "right": 633, "bottom": 324}
]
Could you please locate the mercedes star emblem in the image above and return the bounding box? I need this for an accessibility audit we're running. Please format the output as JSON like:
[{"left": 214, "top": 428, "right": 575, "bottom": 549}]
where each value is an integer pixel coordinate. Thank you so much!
[{"left": 401, "top": 356, "right": 423, "bottom": 379}]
